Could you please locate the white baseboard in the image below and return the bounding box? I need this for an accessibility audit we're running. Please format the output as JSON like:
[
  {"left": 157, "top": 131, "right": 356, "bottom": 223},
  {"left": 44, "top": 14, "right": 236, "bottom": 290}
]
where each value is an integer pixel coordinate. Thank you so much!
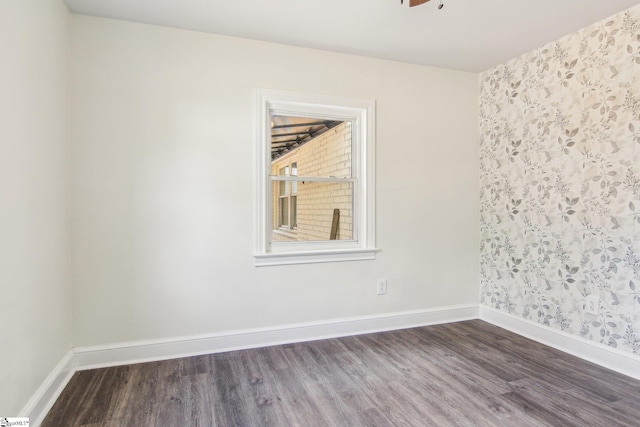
[
  {"left": 22, "top": 304, "right": 478, "bottom": 426},
  {"left": 26, "top": 304, "right": 640, "bottom": 427},
  {"left": 479, "top": 305, "right": 640, "bottom": 381},
  {"left": 73, "top": 304, "right": 479, "bottom": 370},
  {"left": 20, "top": 350, "right": 76, "bottom": 427}
]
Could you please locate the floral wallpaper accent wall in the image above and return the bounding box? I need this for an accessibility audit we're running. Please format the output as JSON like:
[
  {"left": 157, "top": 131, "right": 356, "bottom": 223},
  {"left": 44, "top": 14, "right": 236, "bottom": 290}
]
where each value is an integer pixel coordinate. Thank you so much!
[{"left": 480, "top": 5, "right": 640, "bottom": 356}]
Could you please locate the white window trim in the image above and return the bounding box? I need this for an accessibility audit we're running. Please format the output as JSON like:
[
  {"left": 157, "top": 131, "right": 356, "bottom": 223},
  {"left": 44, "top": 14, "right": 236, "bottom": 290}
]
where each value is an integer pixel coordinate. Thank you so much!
[
  {"left": 254, "top": 89, "right": 377, "bottom": 266},
  {"left": 272, "top": 228, "right": 298, "bottom": 239}
]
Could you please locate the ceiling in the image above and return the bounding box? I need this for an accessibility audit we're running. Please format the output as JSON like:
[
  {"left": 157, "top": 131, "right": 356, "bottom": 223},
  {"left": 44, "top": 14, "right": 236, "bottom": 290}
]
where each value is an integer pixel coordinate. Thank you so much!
[{"left": 62, "top": 0, "right": 640, "bottom": 72}]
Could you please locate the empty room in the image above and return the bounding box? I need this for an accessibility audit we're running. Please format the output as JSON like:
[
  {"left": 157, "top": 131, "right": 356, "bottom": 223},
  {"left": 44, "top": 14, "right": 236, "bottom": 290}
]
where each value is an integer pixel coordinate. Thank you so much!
[{"left": 2, "top": 0, "right": 640, "bottom": 425}]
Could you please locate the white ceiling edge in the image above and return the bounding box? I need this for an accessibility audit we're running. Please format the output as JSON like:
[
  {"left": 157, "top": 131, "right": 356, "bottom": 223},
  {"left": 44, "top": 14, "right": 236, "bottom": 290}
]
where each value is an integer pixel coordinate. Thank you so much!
[{"left": 62, "top": 0, "right": 640, "bottom": 73}]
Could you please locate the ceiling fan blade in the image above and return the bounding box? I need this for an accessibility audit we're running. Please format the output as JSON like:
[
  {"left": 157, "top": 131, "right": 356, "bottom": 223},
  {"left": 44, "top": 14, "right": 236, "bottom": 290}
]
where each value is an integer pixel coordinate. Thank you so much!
[{"left": 409, "top": 0, "right": 431, "bottom": 6}]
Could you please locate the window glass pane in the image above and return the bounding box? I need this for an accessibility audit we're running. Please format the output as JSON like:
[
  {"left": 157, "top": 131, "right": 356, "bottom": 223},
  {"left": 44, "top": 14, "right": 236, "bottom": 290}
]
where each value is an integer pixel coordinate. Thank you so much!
[
  {"left": 278, "top": 167, "right": 288, "bottom": 195},
  {"left": 271, "top": 116, "right": 352, "bottom": 179},
  {"left": 291, "top": 162, "right": 298, "bottom": 194},
  {"left": 291, "top": 195, "right": 297, "bottom": 228},
  {"left": 271, "top": 181, "right": 353, "bottom": 242},
  {"left": 279, "top": 197, "right": 289, "bottom": 227},
  {"left": 269, "top": 114, "right": 358, "bottom": 244}
]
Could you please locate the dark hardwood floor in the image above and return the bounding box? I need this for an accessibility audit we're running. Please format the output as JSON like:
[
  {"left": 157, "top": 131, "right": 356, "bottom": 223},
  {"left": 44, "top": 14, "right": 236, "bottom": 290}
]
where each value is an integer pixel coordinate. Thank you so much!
[{"left": 42, "top": 320, "right": 640, "bottom": 426}]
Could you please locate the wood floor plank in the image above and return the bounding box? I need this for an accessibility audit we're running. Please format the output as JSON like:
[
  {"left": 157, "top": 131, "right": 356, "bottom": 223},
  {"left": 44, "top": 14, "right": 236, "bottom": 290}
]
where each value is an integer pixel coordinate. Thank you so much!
[
  {"left": 453, "top": 321, "right": 637, "bottom": 400},
  {"left": 507, "top": 377, "right": 638, "bottom": 427},
  {"left": 42, "top": 320, "right": 640, "bottom": 426}
]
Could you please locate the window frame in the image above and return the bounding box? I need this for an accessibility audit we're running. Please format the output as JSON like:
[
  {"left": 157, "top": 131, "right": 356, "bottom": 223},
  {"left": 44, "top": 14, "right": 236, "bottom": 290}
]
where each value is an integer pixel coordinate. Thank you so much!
[{"left": 254, "top": 89, "right": 377, "bottom": 266}]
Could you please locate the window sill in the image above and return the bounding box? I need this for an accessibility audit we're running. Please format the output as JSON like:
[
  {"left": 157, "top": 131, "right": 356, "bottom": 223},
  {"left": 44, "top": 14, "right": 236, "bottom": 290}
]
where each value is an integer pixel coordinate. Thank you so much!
[
  {"left": 254, "top": 248, "right": 378, "bottom": 267},
  {"left": 272, "top": 228, "right": 298, "bottom": 239}
]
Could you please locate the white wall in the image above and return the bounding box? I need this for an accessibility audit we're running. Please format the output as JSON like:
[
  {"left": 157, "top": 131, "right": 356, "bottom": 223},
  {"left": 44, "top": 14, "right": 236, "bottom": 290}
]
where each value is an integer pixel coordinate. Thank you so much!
[
  {"left": 0, "top": 0, "right": 71, "bottom": 415},
  {"left": 69, "top": 15, "right": 480, "bottom": 347}
]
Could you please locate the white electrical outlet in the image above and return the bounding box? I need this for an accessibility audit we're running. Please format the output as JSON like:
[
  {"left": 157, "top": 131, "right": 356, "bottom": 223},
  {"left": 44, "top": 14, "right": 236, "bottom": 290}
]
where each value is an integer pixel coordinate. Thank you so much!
[
  {"left": 585, "top": 295, "right": 599, "bottom": 315},
  {"left": 377, "top": 279, "right": 387, "bottom": 295}
]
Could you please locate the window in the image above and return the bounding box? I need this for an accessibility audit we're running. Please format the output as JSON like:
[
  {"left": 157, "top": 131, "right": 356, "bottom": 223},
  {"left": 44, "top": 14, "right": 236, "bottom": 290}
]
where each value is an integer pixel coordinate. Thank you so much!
[
  {"left": 255, "top": 90, "right": 377, "bottom": 266},
  {"left": 277, "top": 162, "right": 297, "bottom": 230}
]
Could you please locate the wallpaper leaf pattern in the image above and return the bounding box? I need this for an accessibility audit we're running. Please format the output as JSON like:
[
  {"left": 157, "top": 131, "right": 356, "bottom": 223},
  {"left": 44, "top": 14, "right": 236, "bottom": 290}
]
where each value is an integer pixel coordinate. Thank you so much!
[{"left": 480, "top": 6, "right": 640, "bottom": 355}]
